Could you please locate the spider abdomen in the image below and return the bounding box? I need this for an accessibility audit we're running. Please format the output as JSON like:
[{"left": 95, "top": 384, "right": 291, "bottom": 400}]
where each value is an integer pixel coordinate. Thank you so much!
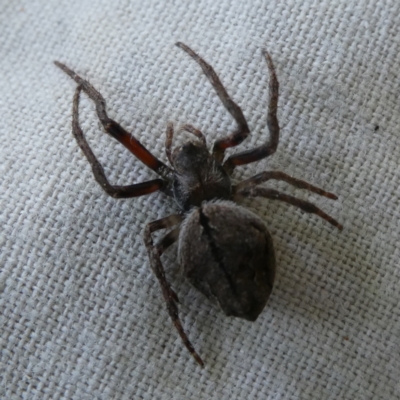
[{"left": 178, "top": 201, "right": 276, "bottom": 321}]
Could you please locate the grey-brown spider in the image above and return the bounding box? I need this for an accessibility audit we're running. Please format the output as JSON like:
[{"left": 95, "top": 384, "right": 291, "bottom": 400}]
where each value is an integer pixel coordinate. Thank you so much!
[{"left": 55, "top": 42, "right": 342, "bottom": 367}]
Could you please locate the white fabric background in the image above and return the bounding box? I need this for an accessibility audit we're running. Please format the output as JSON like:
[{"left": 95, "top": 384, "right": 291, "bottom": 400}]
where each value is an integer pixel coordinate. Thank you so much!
[{"left": 1, "top": 0, "right": 400, "bottom": 399}]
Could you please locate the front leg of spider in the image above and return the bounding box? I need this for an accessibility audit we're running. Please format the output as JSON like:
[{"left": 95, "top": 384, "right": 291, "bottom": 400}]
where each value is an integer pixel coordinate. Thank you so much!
[
  {"left": 69, "top": 85, "right": 165, "bottom": 198},
  {"left": 54, "top": 61, "right": 173, "bottom": 180}
]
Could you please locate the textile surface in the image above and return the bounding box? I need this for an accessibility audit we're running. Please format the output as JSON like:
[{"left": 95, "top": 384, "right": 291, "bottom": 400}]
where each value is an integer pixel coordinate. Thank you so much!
[{"left": 1, "top": 1, "right": 400, "bottom": 399}]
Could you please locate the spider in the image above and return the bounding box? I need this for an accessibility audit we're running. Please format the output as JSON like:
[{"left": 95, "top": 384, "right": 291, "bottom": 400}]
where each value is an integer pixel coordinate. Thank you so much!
[{"left": 55, "top": 42, "right": 342, "bottom": 367}]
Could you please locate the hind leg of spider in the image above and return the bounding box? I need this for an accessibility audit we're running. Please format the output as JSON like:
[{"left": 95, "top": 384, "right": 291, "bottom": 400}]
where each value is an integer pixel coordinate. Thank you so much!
[
  {"left": 71, "top": 85, "right": 166, "bottom": 198},
  {"left": 235, "top": 171, "right": 338, "bottom": 199},
  {"left": 223, "top": 51, "right": 280, "bottom": 173},
  {"left": 176, "top": 42, "right": 249, "bottom": 164},
  {"left": 55, "top": 61, "right": 172, "bottom": 179},
  {"left": 238, "top": 186, "right": 342, "bottom": 230},
  {"left": 152, "top": 226, "right": 181, "bottom": 303},
  {"left": 144, "top": 214, "right": 205, "bottom": 367}
]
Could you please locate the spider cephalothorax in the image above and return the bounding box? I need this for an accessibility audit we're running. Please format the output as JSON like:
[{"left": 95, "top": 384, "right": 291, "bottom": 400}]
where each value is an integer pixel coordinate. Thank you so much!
[{"left": 55, "top": 42, "right": 341, "bottom": 367}]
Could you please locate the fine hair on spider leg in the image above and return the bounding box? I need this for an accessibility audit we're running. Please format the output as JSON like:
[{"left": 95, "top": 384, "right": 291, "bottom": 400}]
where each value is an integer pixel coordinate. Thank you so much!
[{"left": 54, "top": 42, "right": 341, "bottom": 367}]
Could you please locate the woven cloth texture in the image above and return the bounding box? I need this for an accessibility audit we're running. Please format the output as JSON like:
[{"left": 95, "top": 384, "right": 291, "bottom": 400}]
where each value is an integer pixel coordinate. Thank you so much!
[{"left": 1, "top": 1, "right": 400, "bottom": 399}]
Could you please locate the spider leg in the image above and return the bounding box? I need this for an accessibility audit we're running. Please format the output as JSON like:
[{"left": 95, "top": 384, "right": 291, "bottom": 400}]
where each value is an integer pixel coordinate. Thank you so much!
[
  {"left": 165, "top": 123, "right": 207, "bottom": 165},
  {"left": 234, "top": 171, "right": 338, "bottom": 199},
  {"left": 177, "top": 124, "right": 207, "bottom": 145},
  {"left": 71, "top": 85, "right": 165, "bottom": 198},
  {"left": 54, "top": 61, "right": 172, "bottom": 179},
  {"left": 165, "top": 122, "right": 174, "bottom": 165},
  {"left": 144, "top": 214, "right": 205, "bottom": 367},
  {"left": 223, "top": 51, "right": 279, "bottom": 173},
  {"left": 237, "top": 186, "right": 342, "bottom": 230},
  {"left": 154, "top": 226, "right": 181, "bottom": 304},
  {"left": 156, "top": 226, "right": 181, "bottom": 256},
  {"left": 175, "top": 42, "right": 249, "bottom": 164}
]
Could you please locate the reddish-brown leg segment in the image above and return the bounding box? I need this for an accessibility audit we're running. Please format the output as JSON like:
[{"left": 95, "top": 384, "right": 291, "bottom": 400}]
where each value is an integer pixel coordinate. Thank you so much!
[
  {"left": 143, "top": 214, "right": 205, "bottom": 367},
  {"left": 238, "top": 186, "right": 342, "bottom": 230},
  {"left": 175, "top": 42, "right": 249, "bottom": 164},
  {"left": 71, "top": 85, "right": 165, "bottom": 198},
  {"left": 54, "top": 61, "right": 172, "bottom": 179}
]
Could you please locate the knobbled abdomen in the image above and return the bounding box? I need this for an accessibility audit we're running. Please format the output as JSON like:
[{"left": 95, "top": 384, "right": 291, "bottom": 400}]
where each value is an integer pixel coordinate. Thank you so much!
[{"left": 178, "top": 200, "right": 276, "bottom": 321}]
